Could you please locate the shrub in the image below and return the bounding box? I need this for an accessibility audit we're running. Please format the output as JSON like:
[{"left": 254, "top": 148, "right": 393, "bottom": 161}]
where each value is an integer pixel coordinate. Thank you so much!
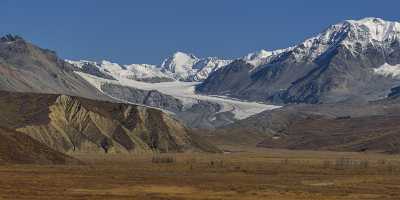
[
  {"left": 152, "top": 155, "right": 176, "bottom": 164},
  {"left": 323, "top": 160, "right": 332, "bottom": 168}
]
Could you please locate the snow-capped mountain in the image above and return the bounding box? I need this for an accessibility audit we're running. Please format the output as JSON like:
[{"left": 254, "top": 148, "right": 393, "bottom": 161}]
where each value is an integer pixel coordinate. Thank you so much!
[
  {"left": 288, "top": 17, "right": 400, "bottom": 61},
  {"left": 158, "top": 51, "right": 232, "bottom": 81},
  {"left": 243, "top": 17, "right": 400, "bottom": 67},
  {"left": 67, "top": 52, "right": 232, "bottom": 82},
  {"left": 159, "top": 52, "right": 199, "bottom": 80},
  {"left": 241, "top": 17, "right": 400, "bottom": 67},
  {"left": 197, "top": 17, "right": 400, "bottom": 104},
  {"left": 374, "top": 63, "right": 400, "bottom": 79}
]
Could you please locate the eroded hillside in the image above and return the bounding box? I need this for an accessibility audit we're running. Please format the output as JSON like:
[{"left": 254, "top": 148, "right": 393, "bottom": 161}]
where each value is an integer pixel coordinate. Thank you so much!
[{"left": 0, "top": 91, "right": 217, "bottom": 154}]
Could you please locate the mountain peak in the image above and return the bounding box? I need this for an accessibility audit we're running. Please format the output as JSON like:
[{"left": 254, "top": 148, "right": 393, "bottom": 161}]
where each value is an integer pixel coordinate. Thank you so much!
[
  {"left": 0, "top": 34, "right": 24, "bottom": 43},
  {"left": 342, "top": 17, "right": 400, "bottom": 41},
  {"left": 278, "top": 17, "right": 400, "bottom": 62},
  {"left": 160, "top": 51, "right": 199, "bottom": 75},
  {"left": 171, "top": 51, "right": 198, "bottom": 60},
  {"left": 346, "top": 17, "right": 389, "bottom": 25}
]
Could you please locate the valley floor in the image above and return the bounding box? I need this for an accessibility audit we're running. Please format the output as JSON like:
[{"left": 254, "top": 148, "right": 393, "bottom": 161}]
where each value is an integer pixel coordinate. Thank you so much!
[{"left": 1, "top": 149, "right": 400, "bottom": 200}]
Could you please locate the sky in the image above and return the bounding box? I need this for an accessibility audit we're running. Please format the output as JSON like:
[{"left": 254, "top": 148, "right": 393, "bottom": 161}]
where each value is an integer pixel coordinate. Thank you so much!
[{"left": 1, "top": 0, "right": 399, "bottom": 64}]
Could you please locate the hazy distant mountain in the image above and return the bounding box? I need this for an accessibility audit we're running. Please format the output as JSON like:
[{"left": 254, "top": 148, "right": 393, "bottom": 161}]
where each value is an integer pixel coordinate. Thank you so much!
[{"left": 197, "top": 17, "right": 400, "bottom": 104}]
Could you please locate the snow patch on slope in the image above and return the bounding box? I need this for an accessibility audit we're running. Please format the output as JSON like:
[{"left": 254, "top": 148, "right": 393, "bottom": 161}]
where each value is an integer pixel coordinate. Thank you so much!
[
  {"left": 374, "top": 63, "right": 400, "bottom": 78},
  {"left": 243, "top": 49, "right": 272, "bottom": 66},
  {"left": 65, "top": 59, "right": 88, "bottom": 68},
  {"left": 243, "top": 49, "right": 291, "bottom": 67}
]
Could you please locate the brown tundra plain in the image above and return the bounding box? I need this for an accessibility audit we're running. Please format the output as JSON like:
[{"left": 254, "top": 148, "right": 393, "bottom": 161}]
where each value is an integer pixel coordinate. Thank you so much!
[{"left": 1, "top": 148, "right": 400, "bottom": 200}]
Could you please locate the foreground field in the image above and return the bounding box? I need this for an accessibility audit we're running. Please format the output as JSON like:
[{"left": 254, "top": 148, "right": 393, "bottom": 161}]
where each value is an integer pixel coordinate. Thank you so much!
[{"left": 1, "top": 149, "right": 400, "bottom": 200}]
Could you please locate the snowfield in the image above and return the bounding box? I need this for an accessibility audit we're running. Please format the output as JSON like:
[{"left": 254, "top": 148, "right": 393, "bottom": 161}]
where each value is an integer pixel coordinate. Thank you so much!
[{"left": 76, "top": 72, "right": 280, "bottom": 120}]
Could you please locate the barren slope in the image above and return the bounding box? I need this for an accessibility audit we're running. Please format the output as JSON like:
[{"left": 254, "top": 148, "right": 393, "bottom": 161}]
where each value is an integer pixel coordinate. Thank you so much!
[{"left": 0, "top": 127, "right": 79, "bottom": 164}]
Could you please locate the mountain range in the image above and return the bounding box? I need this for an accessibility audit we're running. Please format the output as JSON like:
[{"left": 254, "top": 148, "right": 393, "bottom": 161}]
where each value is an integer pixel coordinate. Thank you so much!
[
  {"left": 0, "top": 34, "right": 220, "bottom": 163},
  {"left": 197, "top": 17, "right": 400, "bottom": 104},
  {"left": 66, "top": 17, "right": 400, "bottom": 107},
  {"left": 67, "top": 51, "right": 232, "bottom": 83},
  {"left": 63, "top": 17, "right": 400, "bottom": 129},
  {"left": 1, "top": 17, "right": 400, "bottom": 163}
]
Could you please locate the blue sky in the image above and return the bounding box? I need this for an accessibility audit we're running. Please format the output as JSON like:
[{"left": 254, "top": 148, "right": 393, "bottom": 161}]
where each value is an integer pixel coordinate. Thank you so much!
[{"left": 1, "top": 0, "right": 399, "bottom": 64}]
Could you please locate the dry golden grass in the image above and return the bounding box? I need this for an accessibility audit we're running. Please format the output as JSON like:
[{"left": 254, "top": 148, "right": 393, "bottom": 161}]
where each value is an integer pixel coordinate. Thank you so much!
[{"left": 1, "top": 149, "right": 400, "bottom": 199}]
